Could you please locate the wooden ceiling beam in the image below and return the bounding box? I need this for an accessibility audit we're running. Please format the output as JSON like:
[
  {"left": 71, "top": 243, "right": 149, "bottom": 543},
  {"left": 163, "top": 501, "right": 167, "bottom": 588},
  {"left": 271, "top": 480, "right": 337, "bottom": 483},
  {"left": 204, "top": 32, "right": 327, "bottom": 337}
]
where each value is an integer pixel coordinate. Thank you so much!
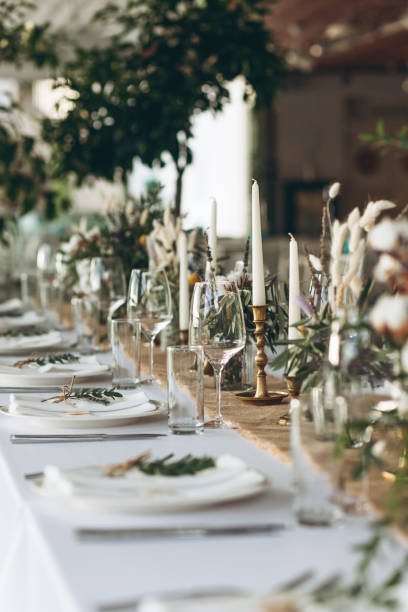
[{"left": 316, "top": 24, "right": 408, "bottom": 68}]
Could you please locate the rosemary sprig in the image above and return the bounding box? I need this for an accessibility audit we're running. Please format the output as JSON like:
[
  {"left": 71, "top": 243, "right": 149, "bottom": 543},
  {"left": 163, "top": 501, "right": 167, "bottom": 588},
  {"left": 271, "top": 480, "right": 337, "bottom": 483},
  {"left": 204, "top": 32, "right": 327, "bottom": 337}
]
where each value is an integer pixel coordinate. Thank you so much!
[
  {"left": 13, "top": 352, "right": 79, "bottom": 368},
  {"left": 0, "top": 327, "right": 49, "bottom": 338},
  {"left": 42, "top": 380, "right": 123, "bottom": 405},
  {"left": 70, "top": 387, "right": 123, "bottom": 405},
  {"left": 107, "top": 454, "right": 216, "bottom": 478},
  {"left": 137, "top": 455, "right": 216, "bottom": 476}
]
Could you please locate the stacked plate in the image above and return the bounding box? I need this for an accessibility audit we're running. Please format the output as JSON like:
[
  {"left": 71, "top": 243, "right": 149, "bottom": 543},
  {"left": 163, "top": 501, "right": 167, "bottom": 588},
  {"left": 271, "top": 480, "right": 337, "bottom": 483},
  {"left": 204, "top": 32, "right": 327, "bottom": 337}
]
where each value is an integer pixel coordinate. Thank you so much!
[
  {"left": 0, "top": 310, "right": 45, "bottom": 332},
  {"left": 0, "top": 354, "right": 110, "bottom": 388},
  {"left": 30, "top": 454, "right": 269, "bottom": 512},
  {"left": 2, "top": 388, "right": 164, "bottom": 427}
]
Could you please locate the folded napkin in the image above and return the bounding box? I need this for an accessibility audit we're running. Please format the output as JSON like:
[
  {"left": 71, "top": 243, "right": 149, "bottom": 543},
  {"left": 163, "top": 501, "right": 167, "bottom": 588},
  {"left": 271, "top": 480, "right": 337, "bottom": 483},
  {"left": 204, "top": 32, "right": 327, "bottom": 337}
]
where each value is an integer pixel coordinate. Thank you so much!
[
  {"left": 0, "top": 298, "right": 23, "bottom": 314},
  {"left": 9, "top": 390, "right": 153, "bottom": 418},
  {"left": 0, "top": 311, "right": 45, "bottom": 331},
  {"left": 0, "top": 331, "right": 63, "bottom": 352},
  {"left": 0, "top": 355, "right": 109, "bottom": 377},
  {"left": 43, "top": 455, "right": 266, "bottom": 500}
]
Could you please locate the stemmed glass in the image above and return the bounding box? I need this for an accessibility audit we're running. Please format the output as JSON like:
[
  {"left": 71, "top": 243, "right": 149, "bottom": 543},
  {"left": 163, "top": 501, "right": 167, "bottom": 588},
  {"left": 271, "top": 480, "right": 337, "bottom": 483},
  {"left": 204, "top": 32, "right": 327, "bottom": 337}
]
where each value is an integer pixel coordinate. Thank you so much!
[
  {"left": 90, "top": 257, "right": 126, "bottom": 303},
  {"left": 90, "top": 256, "right": 127, "bottom": 318},
  {"left": 127, "top": 269, "right": 172, "bottom": 382},
  {"left": 189, "top": 279, "right": 245, "bottom": 428},
  {"left": 88, "top": 257, "right": 127, "bottom": 347}
]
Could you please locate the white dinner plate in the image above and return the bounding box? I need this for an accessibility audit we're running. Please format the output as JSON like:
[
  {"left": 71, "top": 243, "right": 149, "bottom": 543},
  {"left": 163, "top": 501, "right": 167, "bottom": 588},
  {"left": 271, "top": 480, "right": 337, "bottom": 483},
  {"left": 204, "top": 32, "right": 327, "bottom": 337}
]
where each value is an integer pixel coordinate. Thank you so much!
[
  {"left": 0, "top": 311, "right": 45, "bottom": 331},
  {"left": 30, "top": 458, "right": 269, "bottom": 512},
  {"left": 0, "top": 332, "right": 73, "bottom": 355},
  {"left": 0, "top": 298, "right": 23, "bottom": 315},
  {"left": 0, "top": 402, "right": 165, "bottom": 428},
  {"left": 0, "top": 356, "right": 111, "bottom": 388}
]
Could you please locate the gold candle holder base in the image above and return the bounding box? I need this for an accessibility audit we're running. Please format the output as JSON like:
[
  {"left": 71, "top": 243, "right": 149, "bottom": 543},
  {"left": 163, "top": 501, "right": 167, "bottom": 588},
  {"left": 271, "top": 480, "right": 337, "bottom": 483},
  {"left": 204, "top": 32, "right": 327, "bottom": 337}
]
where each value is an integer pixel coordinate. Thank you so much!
[
  {"left": 286, "top": 375, "right": 301, "bottom": 399},
  {"left": 236, "top": 390, "right": 288, "bottom": 405},
  {"left": 179, "top": 329, "right": 188, "bottom": 345},
  {"left": 238, "top": 305, "right": 288, "bottom": 405}
]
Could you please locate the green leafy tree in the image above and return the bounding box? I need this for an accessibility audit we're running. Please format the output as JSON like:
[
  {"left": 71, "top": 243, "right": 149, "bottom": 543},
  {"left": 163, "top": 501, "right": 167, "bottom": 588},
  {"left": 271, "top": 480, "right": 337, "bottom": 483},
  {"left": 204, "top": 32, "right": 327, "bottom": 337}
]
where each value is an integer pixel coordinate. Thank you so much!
[
  {"left": 42, "top": 0, "right": 286, "bottom": 214},
  {"left": 0, "top": 1, "right": 59, "bottom": 68},
  {"left": 0, "top": 103, "right": 70, "bottom": 227}
]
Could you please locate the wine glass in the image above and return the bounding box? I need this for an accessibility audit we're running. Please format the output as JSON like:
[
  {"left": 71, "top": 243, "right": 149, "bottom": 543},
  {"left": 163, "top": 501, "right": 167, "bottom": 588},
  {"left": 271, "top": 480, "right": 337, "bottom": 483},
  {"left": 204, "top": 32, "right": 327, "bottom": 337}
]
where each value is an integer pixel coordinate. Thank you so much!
[
  {"left": 90, "top": 257, "right": 127, "bottom": 346},
  {"left": 90, "top": 256, "right": 127, "bottom": 317},
  {"left": 37, "top": 243, "right": 56, "bottom": 283},
  {"left": 127, "top": 269, "right": 172, "bottom": 382},
  {"left": 90, "top": 257, "right": 126, "bottom": 302},
  {"left": 189, "top": 279, "right": 245, "bottom": 428}
]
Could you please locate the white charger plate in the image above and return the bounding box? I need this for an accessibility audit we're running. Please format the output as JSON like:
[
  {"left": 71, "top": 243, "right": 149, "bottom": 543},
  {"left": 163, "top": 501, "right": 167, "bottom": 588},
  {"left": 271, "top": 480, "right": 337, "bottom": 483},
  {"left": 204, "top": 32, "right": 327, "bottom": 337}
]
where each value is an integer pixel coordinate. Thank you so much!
[
  {"left": 30, "top": 467, "right": 269, "bottom": 512},
  {"left": 0, "top": 402, "right": 165, "bottom": 428}
]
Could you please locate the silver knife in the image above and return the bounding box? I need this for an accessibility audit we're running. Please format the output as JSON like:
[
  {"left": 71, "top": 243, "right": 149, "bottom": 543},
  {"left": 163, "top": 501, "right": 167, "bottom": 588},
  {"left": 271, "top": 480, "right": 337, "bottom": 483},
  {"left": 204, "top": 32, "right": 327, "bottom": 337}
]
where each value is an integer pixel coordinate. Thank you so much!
[
  {"left": 76, "top": 523, "right": 286, "bottom": 542},
  {"left": 10, "top": 433, "right": 166, "bottom": 444},
  {"left": 0, "top": 386, "right": 106, "bottom": 393}
]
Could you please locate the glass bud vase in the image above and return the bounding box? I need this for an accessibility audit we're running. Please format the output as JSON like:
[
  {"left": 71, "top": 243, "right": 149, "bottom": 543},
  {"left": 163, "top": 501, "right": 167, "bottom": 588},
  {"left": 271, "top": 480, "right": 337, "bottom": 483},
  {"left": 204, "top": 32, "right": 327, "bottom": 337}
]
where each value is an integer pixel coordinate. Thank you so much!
[{"left": 222, "top": 335, "right": 256, "bottom": 391}]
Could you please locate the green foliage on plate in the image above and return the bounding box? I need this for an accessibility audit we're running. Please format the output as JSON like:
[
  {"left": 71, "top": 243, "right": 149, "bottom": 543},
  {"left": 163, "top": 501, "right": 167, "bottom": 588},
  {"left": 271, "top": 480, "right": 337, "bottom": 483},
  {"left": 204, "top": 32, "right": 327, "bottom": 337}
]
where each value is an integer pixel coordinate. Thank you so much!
[
  {"left": 70, "top": 387, "right": 123, "bottom": 405},
  {"left": 0, "top": 327, "right": 49, "bottom": 337},
  {"left": 136, "top": 455, "right": 216, "bottom": 477}
]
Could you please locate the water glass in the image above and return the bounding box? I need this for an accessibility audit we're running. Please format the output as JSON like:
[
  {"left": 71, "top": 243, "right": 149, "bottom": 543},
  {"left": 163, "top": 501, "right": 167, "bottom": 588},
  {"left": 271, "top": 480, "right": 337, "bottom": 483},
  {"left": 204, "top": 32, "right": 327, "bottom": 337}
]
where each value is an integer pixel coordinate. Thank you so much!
[
  {"left": 291, "top": 390, "right": 369, "bottom": 527},
  {"left": 20, "top": 272, "right": 38, "bottom": 309},
  {"left": 111, "top": 319, "right": 141, "bottom": 389},
  {"left": 167, "top": 346, "right": 204, "bottom": 434},
  {"left": 39, "top": 280, "right": 62, "bottom": 326},
  {"left": 291, "top": 395, "right": 343, "bottom": 526},
  {"left": 72, "top": 296, "right": 99, "bottom": 352}
]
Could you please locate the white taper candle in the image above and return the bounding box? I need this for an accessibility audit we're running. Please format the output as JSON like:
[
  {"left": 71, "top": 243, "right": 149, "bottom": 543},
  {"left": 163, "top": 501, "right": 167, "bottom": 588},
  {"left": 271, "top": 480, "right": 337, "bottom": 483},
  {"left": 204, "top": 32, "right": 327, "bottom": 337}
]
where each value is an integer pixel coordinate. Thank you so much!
[
  {"left": 209, "top": 198, "right": 217, "bottom": 272},
  {"left": 251, "top": 180, "right": 266, "bottom": 306},
  {"left": 288, "top": 234, "right": 301, "bottom": 341},
  {"left": 178, "top": 232, "right": 189, "bottom": 330}
]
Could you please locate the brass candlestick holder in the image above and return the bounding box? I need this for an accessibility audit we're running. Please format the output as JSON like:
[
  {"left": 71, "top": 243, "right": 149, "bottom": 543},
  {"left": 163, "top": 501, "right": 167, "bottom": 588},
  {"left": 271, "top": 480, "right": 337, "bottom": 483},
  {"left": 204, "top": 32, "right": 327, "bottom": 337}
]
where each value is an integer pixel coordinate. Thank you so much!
[
  {"left": 237, "top": 304, "right": 288, "bottom": 406},
  {"left": 179, "top": 329, "right": 189, "bottom": 345}
]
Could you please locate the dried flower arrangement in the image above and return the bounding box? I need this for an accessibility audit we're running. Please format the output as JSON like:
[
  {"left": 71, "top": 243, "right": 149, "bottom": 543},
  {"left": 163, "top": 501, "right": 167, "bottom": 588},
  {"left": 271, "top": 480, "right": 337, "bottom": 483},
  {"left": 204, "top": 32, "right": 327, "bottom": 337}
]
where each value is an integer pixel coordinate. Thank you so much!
[{"left": 271, "top": 185, "right": 397, "bottom": 391}]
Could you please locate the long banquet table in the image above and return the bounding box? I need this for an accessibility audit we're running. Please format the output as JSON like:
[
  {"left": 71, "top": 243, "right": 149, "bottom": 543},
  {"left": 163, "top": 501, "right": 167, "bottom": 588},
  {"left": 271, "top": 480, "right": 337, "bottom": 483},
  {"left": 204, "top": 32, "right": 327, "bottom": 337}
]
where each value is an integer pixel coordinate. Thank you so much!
[{"left": 0, "top": 348, "right": 407, "bottom": 612}]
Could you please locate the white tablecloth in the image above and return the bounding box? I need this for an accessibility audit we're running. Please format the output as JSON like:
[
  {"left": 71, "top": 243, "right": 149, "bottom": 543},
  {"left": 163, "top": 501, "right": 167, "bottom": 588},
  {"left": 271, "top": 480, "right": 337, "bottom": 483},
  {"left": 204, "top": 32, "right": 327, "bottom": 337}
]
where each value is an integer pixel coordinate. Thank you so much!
[{"left": 0, "top": 365, "right": 407, "bottom": 611}]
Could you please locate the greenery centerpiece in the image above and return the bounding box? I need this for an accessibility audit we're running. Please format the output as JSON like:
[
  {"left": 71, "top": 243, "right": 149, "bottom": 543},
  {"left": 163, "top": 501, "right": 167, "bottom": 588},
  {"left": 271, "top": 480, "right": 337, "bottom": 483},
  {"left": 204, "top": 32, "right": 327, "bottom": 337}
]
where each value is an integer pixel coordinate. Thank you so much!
[
  {"left": 223, "top": 239, "right": 288, "bottom": 390},
  {"left": 271, "top": 186, "right": 397, "bottom": 392},
  {"left": 146, "top": 205, "right": 203, "bottom": 345},
  {"left": 59, "top": 182, "right": 164, "bottom": 295}
]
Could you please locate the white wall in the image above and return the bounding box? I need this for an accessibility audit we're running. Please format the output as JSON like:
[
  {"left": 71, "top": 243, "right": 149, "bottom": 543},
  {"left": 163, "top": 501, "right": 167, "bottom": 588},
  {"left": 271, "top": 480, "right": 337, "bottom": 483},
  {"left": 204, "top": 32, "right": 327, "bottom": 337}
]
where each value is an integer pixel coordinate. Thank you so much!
[
  {"left": 274, "top": 72, "right": 408, "bottom": 229},
  {"left": 129, "top": 78, "right": 251, "bottom": 238}
]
